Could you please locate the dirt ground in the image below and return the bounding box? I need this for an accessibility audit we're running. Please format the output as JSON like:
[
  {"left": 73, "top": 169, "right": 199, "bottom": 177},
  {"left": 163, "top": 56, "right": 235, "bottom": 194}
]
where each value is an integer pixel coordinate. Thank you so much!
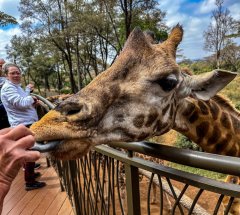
[{"left": 116, "top": 176, "right": 225, "bottom": 215}]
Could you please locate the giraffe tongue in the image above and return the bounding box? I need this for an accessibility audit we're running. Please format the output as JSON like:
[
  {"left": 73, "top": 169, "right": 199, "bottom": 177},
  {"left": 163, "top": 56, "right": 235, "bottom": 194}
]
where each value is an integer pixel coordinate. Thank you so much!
[{"left": 29, "top": 140, "right": 63, "bottom": 153}]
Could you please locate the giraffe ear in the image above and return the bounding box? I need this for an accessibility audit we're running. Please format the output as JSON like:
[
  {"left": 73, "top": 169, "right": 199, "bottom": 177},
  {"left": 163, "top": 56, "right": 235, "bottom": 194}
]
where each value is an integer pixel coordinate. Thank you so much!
[
  {"left": 161, "top": 24, "right": 183, "bottom": 59},
  {"left": 179, "top": 70, "right": 237, "bottom": 100},
  {"left": 123, "top": 27, "right": 151, "bottom": 51}
]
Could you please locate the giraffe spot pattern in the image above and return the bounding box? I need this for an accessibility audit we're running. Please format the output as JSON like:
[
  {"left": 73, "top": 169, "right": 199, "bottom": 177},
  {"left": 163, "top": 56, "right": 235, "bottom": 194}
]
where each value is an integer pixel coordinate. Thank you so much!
[
  {"left": 145, "top": 108, "right": 158, "bottom": 127},
  {"left": 231, "top": 115, "right": 240, "bottom": 133},
  {"left": 162, "top": 104, "right": 170, "bottom": 116},
  {"left": 209, "top": 101, "right": 220, "bottom": 120},
  {"left": 227, "top": 144, "right": 238, "bottom": 157},
  {"left": 208, "top": 125, "right": 221, "bottom": 145},
  {"left": 220, "top": 112, "right": 231, "bottom": 129},
  {"left": 196, "top": 121, "right": 209, "bottom": 143},
  {"left": 153, "top": 121, "right": 169, "bottom": 134},
  {"left": 198, "top": 100, "right": 209, "bottom": 115},
  {"left": 133, "top": 114, "right": 145, "bottom": 128},
  {"left": 188, "top": 110, "right": 199, "bottom": 123},
  {"left": 111, "top": 68, "right": 130, "bottom": 81},
  {"left": 182, "top": 102, "right": 195, "bottom": 116},
  {"left": 215, "top": 134, "right": 232, "bottom": 154}
]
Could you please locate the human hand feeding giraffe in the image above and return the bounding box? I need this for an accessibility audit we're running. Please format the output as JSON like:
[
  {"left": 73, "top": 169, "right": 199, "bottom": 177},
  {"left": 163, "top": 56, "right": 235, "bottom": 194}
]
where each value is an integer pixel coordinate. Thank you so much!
[{"left": 0, "top": 125, "right": 40, "bottom": 213}]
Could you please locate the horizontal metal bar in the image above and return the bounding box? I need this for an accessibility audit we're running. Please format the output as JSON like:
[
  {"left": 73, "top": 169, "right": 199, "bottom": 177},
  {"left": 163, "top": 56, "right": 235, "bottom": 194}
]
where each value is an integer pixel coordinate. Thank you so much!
[
  {"left": 31, "top": 93, "right": 55, "bottom": 109},
  {"left": 94, "top": 144, "right": 240, "bottom": 198},
  {"left": 107, "top": 141, "right": 240, "bottom": 176}
]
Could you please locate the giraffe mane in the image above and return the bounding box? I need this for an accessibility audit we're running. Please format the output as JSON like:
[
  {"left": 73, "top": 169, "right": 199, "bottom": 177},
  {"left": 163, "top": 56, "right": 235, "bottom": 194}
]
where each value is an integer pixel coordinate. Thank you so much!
[
  {"left": 212, "top": 94, "right": 240, "bottom": 118},
  {"left": 181, "top": 68, "right": 239, "bottom": 118}
]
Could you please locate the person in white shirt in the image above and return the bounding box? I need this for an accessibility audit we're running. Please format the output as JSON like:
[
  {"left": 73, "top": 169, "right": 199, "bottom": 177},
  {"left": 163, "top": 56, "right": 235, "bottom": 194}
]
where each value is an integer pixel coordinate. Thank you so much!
[
  {"left": 1, "top": 63, "right": 46, "bottom": 191},
  {"left": 0, "top": 59, "right": 10, "bottom": 129}
]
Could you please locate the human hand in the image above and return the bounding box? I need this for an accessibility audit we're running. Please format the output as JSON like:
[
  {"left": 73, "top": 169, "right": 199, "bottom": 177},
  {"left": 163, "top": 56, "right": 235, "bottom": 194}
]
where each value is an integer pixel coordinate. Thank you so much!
[
  {"left": 27, "top": 84, "right": 34, "bottom": 93},
  {"left": 32, "top": 96, "right": 40, "bottom": 107},
  {"left": 0, "top": 125, "right": 40, "bottom": 195}
]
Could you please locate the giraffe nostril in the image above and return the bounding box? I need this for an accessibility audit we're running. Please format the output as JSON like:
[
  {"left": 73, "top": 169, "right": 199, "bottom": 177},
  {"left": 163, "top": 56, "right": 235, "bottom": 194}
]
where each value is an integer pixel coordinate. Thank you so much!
[{"left": 67, "top": 108, "right": 82, "bottom": 115}]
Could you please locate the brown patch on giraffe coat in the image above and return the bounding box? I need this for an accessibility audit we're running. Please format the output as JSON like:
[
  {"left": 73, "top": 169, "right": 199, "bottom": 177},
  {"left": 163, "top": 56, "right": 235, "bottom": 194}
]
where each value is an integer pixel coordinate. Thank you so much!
[
  {"left": 133, "top": 114, "right": 145, "bottom": 128},
  {"left": 182, "top": 102, "right": 195, "bottom": 117},
  {"left": 162, "top": 104, "right": 170, "bottom": 116},
  {"left": 208, "top": 125, "right": 221, "bottom": 145},
  {"left": 215, "top": 134, "right": 232, "bottom": 154},
  {"left": 153, "top": 120, "right": 169, "bottom": 133},
  {"left": 231, "top": 115, "right": 240, "bottom": 133},
  {"left": 111, "top": 68, "right": 130, "bottom": 81},
  {"left": 198, "top": 100, "right": 209, "bottom": 115},
  {"left": 209, "top": 101, "right": 220, "bottom": 120},
  {"left": 109, "top": 85, "right": 121, "bottom": 101},
  {"left": 220, "top": 112, "right": 231, "bottom": 129},
  {"left": 145, "top": 108, "right": 158, "bottom": 127},
  {"left": 169, "top": 103, "right": 174, "bottom": 119},
  {"left": 188, "top": 110, "right": 199, "bottom": 123},
  {"left": 196, "top": 121, "right": 209, "bottom": 143},
  {"left": 226, "top": 144, "right": 238, "bottom": 157}
]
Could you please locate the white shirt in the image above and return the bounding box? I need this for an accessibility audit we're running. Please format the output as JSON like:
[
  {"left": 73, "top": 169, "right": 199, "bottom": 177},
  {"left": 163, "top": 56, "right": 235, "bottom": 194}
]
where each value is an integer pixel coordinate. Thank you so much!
[{"left": 1, "top": 79, "right": 38, "bottom": 127}]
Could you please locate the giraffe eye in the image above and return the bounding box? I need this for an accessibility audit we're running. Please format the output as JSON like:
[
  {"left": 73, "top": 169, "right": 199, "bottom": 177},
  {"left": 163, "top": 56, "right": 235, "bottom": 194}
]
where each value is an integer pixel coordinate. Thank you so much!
[{"left": 155, "top": 75, "right": 178, "bottom": 92}]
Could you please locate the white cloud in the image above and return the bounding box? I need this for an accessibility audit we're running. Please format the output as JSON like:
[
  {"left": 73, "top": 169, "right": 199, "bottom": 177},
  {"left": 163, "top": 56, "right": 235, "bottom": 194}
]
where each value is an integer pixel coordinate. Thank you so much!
[
  {"left": 0, "top": 0, "right": 20, "bottom": 20},
  {"left": 198, "top": 0, "right": 216, "bottom": 14},
  {"left": 159, "top": 0, "right": 212, "bottom": 60},
  {"left": 0, "top": 0, "right": 20, "bottom": 59},
  {"left": 0, "top": 27, "right": 21, "bottom": 59},
  {"left": 229, "top": 3, "right": 240, "bottom": 20}
]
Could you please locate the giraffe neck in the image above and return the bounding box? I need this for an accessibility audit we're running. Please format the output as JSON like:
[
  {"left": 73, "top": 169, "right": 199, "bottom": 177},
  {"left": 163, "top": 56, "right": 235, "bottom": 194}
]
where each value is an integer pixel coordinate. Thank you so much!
[{"left": 173, "top": 96, "right": 240, "bottom": 157}]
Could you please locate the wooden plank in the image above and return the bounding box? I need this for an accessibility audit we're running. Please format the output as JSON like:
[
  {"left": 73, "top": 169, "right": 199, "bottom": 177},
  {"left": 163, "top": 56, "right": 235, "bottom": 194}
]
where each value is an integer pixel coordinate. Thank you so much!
[
  {"left": 45, "top": 192, "right": 68, "bottom": 215},
  {"left": 32, "top": 167, "right": 62, "bottom": 215},
  {"left": 20, "top": 167, "right": 55, "bottom": 215},
  {"left": 57, "top": 198, "right": 73, "bottom": 215},
  {"left": 8, "top": 189, "right": 38, "bottom": 215},
  {"left": 2, "top": 156, "right": 74, "bottom": 215}
]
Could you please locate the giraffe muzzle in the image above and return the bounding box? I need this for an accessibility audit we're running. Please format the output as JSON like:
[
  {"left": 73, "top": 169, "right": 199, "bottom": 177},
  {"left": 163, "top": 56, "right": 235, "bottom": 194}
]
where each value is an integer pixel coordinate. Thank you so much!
[{"left": 29, "top": 140, "right": 63, "bottom": 153}]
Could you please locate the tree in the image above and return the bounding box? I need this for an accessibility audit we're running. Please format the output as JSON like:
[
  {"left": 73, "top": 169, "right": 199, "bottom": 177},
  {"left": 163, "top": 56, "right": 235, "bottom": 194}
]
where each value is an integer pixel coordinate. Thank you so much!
[
  {"left": 0, "top": 11, "right": 17, "bottom": 27},
  {"left": 203, "top": 0, "right": 234, "bottom": 69},
  {"left": 9, "top": 0, "right": 167, "bottom": 94},
  {"left": 220, "top": 43, "right": 240, "bottom": 72}
]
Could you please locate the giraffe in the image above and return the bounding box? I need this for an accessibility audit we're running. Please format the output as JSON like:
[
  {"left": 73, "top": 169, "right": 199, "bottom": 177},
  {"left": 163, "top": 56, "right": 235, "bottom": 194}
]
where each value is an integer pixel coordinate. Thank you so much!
[
  {"left": 30, "top": 24, "right": 237, "bottom": 160},
  {"left": 45, "top": 94, "right": 168, "bottom": 207},
  {"left": 30, "top": 25, "right": 238, "bottom": 213},
  {"left": 222, "top": 175, "right": 240, "bottom": 215}
]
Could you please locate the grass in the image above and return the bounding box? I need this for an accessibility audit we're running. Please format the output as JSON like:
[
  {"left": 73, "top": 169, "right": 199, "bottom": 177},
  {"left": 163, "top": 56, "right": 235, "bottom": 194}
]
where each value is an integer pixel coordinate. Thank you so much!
[{"left": 168, "top": 162, "right": 226, "bottom": 181}]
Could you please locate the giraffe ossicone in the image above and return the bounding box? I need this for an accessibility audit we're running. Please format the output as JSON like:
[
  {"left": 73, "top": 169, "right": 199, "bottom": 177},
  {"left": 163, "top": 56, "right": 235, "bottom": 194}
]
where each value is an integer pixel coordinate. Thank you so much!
[{"left": 30, "top": 25, "right": 237, "bottom": 160}]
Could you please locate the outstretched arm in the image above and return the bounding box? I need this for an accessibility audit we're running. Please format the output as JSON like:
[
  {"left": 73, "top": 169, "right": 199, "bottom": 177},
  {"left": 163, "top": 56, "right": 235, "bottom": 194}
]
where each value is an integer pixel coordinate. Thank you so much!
[{"left": 0, "top": 125, "right": 40, "bottom": 214}]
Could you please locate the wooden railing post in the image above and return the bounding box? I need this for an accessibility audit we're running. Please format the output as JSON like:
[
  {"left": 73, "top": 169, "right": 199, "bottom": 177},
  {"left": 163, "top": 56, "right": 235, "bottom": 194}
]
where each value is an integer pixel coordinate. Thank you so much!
[{"left": 125, "top": 164, "right": 141, "bottom": 215}]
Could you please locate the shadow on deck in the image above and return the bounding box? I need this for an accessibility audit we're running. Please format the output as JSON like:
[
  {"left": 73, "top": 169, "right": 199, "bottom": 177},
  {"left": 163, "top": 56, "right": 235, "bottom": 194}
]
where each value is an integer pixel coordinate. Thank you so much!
[{"left": 2, "top": 157, "right": 75, "bottom": 215}]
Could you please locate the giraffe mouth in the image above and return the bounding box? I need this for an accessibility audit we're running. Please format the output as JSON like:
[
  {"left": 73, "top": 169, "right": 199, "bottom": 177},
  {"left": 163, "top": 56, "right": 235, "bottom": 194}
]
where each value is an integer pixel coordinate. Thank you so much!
[{"left": 30, "top": 140, "right": 63, "bottom": 153}]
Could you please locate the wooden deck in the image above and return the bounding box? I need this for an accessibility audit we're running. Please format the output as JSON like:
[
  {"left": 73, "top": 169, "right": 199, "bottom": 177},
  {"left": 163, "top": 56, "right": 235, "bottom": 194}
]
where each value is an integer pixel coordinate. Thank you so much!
[{"left": 2, "top": 157, "right": 75, "bottom": 215}]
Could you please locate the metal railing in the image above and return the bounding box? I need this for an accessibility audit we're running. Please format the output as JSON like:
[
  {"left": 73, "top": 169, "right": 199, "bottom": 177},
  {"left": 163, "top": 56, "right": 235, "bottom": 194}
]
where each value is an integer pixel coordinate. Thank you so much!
[{"left": 35, "top": 94, "right": 240, "bottom": 215}]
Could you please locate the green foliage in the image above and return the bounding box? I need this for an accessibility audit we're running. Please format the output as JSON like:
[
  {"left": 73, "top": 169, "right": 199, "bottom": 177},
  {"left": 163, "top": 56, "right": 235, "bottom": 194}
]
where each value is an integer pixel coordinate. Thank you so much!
[
  {"left": 175, "top": 134, "right": 203, "bottom": 152},
  {"left": 0, "top": 11, "right": 18, "bottom": 27},
  {"left": 168, "top": 162, "right": 226, "bottom": 180},
  {"left": 235, "top": 102, "right": 240, "bottom": 111},
  {"left": 179, "top": 60, "right": 214, "bottom": 75},
  {"left": 60, "top": 88, "right": 71, "bottom": 94}
]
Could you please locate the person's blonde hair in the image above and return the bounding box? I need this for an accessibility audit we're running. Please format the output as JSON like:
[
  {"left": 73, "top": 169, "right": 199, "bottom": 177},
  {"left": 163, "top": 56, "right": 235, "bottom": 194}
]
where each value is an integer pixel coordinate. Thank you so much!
[{"left": 2, "top": 63, "right": 21, "bottom": 74}]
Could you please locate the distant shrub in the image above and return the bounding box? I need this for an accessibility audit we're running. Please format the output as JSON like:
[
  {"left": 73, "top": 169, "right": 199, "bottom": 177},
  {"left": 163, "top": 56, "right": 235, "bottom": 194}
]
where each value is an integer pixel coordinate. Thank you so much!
[
  {"left": 60, "top": 88, "right": 71, "bottom": 94},
  {"left": 235, "top": 102, "right": 240, "bottom": 111},
  {"left": 175, "top": 134, "right": 203, "bottom": 152}
]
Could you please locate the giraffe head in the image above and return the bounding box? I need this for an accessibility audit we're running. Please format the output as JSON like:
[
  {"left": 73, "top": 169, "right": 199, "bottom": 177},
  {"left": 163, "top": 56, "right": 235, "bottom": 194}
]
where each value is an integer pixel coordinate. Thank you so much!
[{"left": 31, "top": 25, "right": 237, "bottom": 159}]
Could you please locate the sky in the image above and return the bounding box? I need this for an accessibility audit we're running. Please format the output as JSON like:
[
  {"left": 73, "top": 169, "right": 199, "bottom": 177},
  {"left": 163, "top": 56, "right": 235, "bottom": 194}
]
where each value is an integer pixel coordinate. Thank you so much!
[{"left": 0, "top": 0, "right": 239, "bottom": 60}]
